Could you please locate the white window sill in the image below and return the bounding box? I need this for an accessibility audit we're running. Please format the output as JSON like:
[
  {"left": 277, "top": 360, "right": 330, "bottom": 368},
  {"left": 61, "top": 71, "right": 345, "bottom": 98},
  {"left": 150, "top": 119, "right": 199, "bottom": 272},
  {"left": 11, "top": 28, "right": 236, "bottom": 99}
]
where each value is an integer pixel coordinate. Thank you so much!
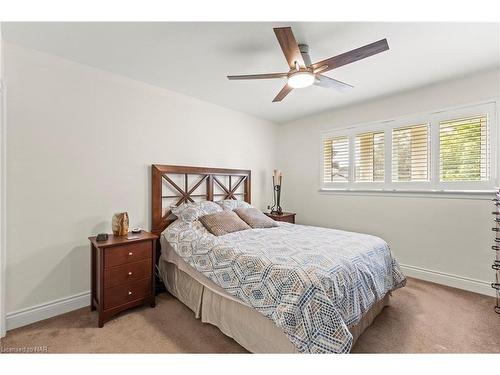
[{"left": 318, "top": 188, "right": 497, "bottom": 200}]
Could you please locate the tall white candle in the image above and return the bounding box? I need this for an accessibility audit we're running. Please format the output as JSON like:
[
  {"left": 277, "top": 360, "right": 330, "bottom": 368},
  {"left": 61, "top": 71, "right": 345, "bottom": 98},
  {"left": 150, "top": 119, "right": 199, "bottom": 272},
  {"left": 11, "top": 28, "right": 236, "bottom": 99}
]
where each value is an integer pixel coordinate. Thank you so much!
[{"left": 273, "top": 169, "right": 281, "bottom": 186}]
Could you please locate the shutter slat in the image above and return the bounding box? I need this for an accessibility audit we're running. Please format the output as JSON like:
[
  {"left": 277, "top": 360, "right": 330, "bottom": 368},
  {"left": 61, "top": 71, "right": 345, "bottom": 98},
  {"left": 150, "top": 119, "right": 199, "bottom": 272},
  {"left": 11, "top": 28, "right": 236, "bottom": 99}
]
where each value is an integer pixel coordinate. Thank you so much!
[
  {"left": 392, "top": 124, "right": 429, "bottom": 182},
  {"left": 355, "top": 131, "right": 384, "bottom": 182},
  {"left": 439, "top": 115, "right": 489, "bottom": 182},
  {"left": 323, "top": 136, "right": 349, "bottom": 182}
]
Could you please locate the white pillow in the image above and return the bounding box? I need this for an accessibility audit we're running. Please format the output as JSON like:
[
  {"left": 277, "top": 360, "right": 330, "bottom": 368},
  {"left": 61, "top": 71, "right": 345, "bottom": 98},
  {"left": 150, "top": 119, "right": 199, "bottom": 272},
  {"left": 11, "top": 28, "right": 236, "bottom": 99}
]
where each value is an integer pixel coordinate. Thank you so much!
[
  {"left": 171, "top": 201, "right": 222, "bottom": 223},
  {"left": 217, "top": 199, "right": 253, "bottom": 211}
]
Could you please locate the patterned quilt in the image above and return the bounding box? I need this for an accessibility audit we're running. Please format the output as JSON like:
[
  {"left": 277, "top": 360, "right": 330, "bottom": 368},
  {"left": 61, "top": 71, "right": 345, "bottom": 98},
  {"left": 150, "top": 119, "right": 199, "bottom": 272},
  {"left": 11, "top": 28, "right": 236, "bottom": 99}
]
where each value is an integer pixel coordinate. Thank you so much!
[{"left": 163, "top": 220, "right": 406, "bottom": 353}]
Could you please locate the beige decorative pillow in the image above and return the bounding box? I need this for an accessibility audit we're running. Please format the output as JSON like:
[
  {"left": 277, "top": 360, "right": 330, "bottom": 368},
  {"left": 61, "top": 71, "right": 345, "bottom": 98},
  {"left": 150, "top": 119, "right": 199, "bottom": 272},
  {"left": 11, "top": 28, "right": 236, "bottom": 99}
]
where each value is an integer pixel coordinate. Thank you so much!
[
  {"left": 234, "top": 207, "right": 279, "bottom": 229},
  {"left": 199, "top": 210, "right": 251, "bottom": 236}
]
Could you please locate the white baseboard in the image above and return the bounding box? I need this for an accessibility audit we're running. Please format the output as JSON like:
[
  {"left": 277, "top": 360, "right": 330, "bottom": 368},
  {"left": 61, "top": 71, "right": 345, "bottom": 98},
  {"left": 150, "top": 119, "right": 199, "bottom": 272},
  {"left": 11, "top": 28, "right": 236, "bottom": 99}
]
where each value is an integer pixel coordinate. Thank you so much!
[
  {"left": 400, "top": 264, "right": 495, "bottom": 297},
  {"left": 6, "top": 291, "right": 90, "bottom": 331}
]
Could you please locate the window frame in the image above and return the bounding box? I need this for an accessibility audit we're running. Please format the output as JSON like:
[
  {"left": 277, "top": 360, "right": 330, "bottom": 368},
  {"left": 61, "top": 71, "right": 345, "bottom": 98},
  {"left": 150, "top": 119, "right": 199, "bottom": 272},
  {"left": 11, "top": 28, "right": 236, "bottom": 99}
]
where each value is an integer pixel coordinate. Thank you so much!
[
  {"left": 320, "top": 101, "right": 498, "bottom": 193},
  {"left": 432, "top": 103, "right": 496, "bottom": 191}
]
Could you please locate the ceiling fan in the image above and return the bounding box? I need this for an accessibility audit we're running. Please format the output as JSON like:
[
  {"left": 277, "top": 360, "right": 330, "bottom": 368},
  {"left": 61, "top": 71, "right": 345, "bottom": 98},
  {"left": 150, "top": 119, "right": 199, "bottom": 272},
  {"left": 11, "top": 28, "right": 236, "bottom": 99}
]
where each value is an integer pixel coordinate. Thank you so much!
[{"left": 227, "top": 26, "right": 389, "bottom": 102}]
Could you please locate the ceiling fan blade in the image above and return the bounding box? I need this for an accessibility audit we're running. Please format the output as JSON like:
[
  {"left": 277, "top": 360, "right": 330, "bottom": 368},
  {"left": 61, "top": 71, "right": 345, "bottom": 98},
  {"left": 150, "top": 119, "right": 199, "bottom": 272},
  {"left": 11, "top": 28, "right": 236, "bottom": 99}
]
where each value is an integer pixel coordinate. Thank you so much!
[
  {"left": 227, "top": 72, "right": 288, "bottom": 80},
  {"left": 272, "top": 84, "right": 293, "bottom": 102},
  {"left": 314, "top": 74, "right": 354, "bottom": 92},
  {"left": 273, "top": 27, "right": 305, "bottom": 69},
  {"left": 311, "top": 39, "right": 389, "bottom": 73}
]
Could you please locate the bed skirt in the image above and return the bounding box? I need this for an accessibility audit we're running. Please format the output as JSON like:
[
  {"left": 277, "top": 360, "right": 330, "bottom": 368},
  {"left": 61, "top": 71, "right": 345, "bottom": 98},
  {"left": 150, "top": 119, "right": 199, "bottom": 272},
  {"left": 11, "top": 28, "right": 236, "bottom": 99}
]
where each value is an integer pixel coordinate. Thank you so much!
[{"left": 159, "top": 259, "right": 389, "bottom": 353}]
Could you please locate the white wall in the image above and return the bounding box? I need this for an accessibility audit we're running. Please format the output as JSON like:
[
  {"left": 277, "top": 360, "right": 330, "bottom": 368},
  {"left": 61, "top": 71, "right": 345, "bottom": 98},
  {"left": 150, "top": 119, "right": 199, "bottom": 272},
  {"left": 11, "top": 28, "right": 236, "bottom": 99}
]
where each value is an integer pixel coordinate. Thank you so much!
[
  {"left": 4, "top": 42, "right": 278, "bottom": 314},
  {"left": 277, "top": 69, "right": 500, "bottom": 296}
]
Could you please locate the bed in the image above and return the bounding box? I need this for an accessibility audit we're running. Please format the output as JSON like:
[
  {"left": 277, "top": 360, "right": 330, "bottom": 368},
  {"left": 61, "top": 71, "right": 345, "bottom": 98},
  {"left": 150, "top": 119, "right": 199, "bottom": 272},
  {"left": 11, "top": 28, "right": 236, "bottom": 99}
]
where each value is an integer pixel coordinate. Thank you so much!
[{"left": 151, "top": 164, "right": 406, "bottom": 353}]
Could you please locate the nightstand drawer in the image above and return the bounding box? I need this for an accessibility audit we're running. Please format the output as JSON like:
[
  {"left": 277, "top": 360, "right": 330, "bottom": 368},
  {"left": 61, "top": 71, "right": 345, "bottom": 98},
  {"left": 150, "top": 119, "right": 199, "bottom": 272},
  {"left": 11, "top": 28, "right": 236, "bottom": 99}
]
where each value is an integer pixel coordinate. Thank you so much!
[
  {"left": 104, "top": 259, "right": 152, "bottom": 288},
  {"left": 104, "top": 241, "right": 151, "bottom": 268},
  {"left": 103, "top": 278, "right": 151, "bottom": 310}
]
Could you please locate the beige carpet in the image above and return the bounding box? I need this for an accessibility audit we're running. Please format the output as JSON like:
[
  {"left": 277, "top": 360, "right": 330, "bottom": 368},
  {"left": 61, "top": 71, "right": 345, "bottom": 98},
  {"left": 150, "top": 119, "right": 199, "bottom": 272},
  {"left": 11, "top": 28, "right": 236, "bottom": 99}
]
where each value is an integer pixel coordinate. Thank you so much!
[{"left": 1, "top": 277, "right": 499, "bottom": 353}]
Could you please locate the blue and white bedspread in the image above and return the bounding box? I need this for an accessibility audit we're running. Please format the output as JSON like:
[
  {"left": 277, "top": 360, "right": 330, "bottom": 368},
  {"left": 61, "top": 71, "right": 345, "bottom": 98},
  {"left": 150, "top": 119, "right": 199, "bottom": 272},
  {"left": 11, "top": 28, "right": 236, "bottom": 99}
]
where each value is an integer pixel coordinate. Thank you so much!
[{"left": 164, "top": 221, "right": 406, "bottom": 353}]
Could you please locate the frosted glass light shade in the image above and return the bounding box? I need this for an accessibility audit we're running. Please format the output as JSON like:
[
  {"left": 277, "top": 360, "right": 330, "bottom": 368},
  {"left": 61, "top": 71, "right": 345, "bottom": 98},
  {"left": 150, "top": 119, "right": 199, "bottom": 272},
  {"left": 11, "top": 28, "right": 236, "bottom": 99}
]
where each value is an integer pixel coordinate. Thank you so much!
[{"left": 287, "top": 72, "right": 314, "bottom": 88}]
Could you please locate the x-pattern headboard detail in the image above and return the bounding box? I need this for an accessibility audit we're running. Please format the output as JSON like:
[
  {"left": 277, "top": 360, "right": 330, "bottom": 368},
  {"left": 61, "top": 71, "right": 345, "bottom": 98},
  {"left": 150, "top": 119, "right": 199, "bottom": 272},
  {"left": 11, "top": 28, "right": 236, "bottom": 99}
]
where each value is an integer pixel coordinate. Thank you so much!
[{"left": 151, "top": 164, "right": 251, "bottom": 236}]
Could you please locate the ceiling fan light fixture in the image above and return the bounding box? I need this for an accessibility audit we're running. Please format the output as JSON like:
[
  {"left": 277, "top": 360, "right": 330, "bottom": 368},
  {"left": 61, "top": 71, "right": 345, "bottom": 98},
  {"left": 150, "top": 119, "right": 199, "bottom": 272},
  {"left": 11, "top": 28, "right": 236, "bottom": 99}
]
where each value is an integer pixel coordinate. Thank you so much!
[
  {"left": 227, "top": 27, "right": 389, "bottom": 102},
  {"left": 287, "top": 71, "right": 315, "bottom": 89}
]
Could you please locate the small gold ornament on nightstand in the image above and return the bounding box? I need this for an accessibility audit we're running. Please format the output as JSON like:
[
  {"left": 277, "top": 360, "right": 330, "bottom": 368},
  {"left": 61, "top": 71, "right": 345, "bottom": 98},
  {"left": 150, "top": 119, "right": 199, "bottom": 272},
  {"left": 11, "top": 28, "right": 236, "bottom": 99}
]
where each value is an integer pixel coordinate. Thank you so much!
[{"left": 112, "top": 212, "right": 129, "bottom": 236}]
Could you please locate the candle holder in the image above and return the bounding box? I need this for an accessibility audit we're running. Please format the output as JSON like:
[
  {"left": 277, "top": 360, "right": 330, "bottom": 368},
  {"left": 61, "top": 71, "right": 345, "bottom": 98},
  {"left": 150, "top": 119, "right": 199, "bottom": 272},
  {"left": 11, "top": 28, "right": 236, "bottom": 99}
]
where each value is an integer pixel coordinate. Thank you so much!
[{"left": 270, "top": 170, "right": 283, "bottom": 214}]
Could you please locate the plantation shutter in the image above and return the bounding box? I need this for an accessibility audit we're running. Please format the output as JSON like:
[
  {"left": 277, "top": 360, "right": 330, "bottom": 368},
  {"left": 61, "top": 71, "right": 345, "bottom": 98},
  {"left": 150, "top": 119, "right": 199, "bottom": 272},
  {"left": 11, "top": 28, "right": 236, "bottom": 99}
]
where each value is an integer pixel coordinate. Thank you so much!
[
  {"left": 323, "top": 136, "right": 349, "bottom": 182},
  {"left": 355, "top": 131, "right": 385, "bottom": 182},
  {"left": 392, "top": 124, "right": 429, "bottom": 182},
  {"left": 439, "top": 115, "right": 489, "bottom": 181}
]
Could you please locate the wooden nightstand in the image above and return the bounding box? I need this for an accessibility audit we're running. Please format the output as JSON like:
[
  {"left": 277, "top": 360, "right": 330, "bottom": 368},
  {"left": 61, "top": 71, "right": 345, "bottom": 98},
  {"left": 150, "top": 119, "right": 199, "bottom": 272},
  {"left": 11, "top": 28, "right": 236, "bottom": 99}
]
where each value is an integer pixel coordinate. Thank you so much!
[
  {"left": 89, "top": 231, "right": 158, "bottom": 327},
  {"left": 264, "top": 212, "right": 296, "bottom": 224}
]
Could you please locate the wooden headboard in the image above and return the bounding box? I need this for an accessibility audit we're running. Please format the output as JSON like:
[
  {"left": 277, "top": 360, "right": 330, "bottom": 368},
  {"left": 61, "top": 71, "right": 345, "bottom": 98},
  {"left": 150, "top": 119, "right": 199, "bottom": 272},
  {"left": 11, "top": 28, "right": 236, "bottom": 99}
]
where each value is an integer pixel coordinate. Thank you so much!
[{"left": 151, "top": 164, "right": 251, "bottom": 236}]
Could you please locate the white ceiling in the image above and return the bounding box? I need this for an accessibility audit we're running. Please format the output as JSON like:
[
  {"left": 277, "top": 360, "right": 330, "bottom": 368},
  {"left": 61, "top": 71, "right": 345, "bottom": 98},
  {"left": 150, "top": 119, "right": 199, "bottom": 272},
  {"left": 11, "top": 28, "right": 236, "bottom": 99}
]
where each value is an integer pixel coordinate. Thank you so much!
[{"left": 2, "top": 22, "right": 499, "bottom": 123}]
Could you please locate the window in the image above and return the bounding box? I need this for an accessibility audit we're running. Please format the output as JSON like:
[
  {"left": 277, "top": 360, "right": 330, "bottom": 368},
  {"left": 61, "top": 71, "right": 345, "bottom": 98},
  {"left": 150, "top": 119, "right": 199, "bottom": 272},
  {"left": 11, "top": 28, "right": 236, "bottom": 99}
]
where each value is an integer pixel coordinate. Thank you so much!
[
  {"left": 439, "top": 115, "right": 489, "bottom": 182},
  {"left": 392, "top": 124, "right": 429, "bottom": 182},
  {"left": 320, "top": 102, "right": 497, "bottom": 193},
  {"left": 355, "top": 131, "right": 385, "bottom": 182},
  {"left": 323, "top": 136, "right": 349, "bottom": 183}
]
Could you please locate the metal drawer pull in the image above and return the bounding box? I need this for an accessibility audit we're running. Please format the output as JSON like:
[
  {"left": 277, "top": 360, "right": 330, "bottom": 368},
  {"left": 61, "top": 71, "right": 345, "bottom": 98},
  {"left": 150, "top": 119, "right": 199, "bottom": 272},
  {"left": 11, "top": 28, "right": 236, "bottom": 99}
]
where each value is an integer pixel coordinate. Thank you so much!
[
  {"left": 493, "top": 262, "right": 500, "bottom": 271},
  {"left": 492, "top": 283, "right": 500, "bottom": 291},
  {"left": 128, "top": 252, "right": 133, "bottom": 256},
  {"left": 492, "top": 228, "right": 499, "bottom": 232},
  {"left": 492, "top": 245, "right": 500, "bottom": 251},
  {"left": 128, "top": 291, "right": 133, "bottom": 295},
  {"left": 128, "top": 271, "right": 133, "bottom": 276},
  {"left": 495, "top": 238, "right": 500, "bottom": 243}
]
